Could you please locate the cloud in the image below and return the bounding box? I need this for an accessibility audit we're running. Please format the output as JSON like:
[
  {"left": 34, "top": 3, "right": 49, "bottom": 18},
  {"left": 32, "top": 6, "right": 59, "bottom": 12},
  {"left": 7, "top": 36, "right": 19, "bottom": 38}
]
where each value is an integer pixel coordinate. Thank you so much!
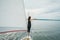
[{"left": 25, "top": 0, "right": 60, "bottom": 19}]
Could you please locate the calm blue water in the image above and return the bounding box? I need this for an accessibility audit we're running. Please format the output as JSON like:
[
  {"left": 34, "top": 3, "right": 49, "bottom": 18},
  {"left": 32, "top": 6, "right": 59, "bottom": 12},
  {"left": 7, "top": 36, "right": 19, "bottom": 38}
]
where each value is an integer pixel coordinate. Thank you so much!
[{"left": 0, "top": 20, "right": 60, "bottom": 40}]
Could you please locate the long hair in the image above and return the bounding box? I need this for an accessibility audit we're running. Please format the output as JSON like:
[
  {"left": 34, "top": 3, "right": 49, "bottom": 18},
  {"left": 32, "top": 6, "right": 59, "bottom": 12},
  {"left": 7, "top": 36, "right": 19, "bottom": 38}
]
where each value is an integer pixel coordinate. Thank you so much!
[{"left": 28, "top": 16, "right": 31, "bottom": 21}]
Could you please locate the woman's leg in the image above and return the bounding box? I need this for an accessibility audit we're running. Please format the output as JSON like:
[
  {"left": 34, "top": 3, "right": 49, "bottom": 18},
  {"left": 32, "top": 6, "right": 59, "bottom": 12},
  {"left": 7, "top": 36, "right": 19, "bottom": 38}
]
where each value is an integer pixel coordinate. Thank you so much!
[{"left": 27, "top": 27, "right": 30, "bottom": 36}]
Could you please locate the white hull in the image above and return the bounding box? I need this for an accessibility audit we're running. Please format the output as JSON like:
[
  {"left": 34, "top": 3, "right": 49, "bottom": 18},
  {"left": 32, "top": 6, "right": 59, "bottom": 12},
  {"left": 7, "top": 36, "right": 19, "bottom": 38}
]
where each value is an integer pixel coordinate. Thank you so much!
[{"left": 21, "top": 36, "right": 32, "bottom": 40}]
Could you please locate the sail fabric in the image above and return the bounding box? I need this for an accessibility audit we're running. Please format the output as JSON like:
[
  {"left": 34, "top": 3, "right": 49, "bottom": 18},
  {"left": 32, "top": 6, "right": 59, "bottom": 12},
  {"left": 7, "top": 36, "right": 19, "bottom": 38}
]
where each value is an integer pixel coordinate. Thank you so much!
[{"left": 0, "top": 0, "right": 27, "bottom": 27}]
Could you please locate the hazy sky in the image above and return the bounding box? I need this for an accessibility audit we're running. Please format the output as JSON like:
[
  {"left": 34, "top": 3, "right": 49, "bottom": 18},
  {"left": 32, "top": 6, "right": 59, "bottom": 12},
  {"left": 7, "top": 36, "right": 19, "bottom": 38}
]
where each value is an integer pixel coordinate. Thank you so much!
[
  {"left": 0, "top": 0, "right": 60, "bottom": 27},
  {"left": 24, "top": 0, "right": 60, "bottom": 19}
]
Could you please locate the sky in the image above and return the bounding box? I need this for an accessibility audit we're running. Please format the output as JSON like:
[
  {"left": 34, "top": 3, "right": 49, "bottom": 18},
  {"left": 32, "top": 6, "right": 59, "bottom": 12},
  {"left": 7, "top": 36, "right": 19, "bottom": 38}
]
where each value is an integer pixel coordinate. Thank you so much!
[
  {"left": 24, "top": 0, "right": 60, "bottom": 19},
  {"left": 0, "top": 0, "right": 60, "bottom": 27},
  {"left": 24, "top": 0, "right": 60, "bottom": 30}
]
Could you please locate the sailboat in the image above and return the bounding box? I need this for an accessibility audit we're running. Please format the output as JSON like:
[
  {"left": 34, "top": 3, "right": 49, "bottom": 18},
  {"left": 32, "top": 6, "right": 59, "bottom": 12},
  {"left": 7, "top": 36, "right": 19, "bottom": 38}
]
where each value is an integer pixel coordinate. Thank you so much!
[{"left": 0, "top": 0, "right": 32, "bottom": 40}]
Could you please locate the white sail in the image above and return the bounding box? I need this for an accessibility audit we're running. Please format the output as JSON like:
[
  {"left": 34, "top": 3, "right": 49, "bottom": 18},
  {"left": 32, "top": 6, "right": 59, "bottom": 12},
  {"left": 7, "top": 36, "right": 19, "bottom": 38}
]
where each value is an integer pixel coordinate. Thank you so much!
[{"left": 0, "top": 0, "right": 26, "bottom": 28}]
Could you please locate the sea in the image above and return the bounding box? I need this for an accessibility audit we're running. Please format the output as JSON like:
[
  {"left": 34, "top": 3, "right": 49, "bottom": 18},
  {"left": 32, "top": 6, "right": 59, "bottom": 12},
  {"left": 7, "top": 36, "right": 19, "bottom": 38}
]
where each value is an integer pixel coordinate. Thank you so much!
[{"left": 0, "top": 20, "right": 60, "bottom": 40}]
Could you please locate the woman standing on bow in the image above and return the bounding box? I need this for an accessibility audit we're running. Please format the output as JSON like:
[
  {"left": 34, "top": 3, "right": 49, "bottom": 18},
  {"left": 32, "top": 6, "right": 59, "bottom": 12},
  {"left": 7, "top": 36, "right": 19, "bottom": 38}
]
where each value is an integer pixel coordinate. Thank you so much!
[{"left": 27, "top": 16, "right": 31, "bottom": 36}]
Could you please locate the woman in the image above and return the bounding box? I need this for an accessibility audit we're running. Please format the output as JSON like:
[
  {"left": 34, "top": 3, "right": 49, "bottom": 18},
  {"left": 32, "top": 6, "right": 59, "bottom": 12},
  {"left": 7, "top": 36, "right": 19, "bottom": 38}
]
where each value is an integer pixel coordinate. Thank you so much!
[{"left": 27, "top": 16, "right": 31, "bottom": 36}]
